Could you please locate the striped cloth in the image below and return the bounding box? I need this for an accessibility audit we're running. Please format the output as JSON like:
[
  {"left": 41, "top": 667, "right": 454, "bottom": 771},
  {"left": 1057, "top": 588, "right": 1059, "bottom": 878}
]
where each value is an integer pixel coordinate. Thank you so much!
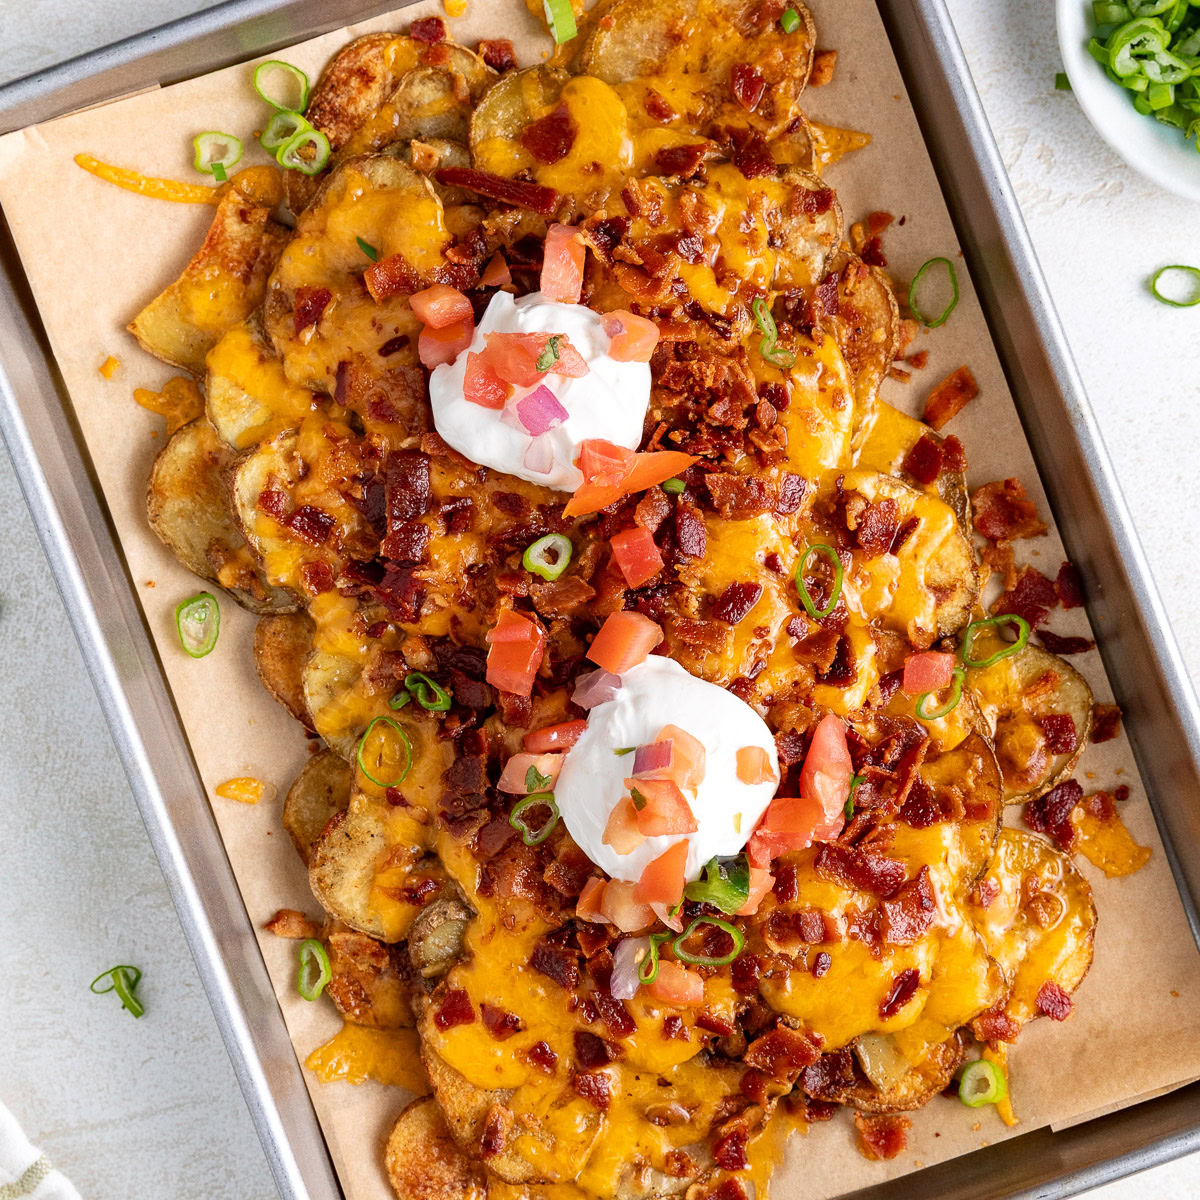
[{"left": 0, "top": 1103, "right": 80, "bottom": 1200}]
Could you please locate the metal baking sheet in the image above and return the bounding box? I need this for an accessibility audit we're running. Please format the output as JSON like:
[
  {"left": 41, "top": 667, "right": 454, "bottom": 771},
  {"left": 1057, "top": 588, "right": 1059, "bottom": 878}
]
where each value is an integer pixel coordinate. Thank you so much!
[{"left": 1, "top": 2, "right": 1198, "bottom": 1198}]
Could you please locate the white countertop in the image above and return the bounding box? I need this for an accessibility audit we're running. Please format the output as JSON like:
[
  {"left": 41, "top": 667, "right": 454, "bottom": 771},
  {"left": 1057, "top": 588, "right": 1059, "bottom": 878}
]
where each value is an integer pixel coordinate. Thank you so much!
[{"left": 1, "top": 2, "right": 1197, "bottom": 1198}]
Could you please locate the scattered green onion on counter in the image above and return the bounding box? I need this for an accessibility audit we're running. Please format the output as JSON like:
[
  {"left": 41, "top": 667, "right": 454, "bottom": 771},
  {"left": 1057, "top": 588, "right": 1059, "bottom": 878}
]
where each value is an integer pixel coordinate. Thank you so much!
[
  {"left": 908, "top": 256, "right": 960, "bottom": 328},
  {"left": 1149, "top": 263, "right": 1200, "bottom": 306},
  {"left": 90, "top": 965, "right": 145, "bottom": 1018},
  {"left": 277, "top": 126, "right": 331, "bottom": 175},
  {"left": 261, "top": 110, "right": 311, "bottom": 153},
  {"left": 958, "top": 1058, "right": 1008, "bottom": 1108},
  {"left": 543, "top": 0, "right": 578, "bottom": 44},
  {"left": 192, "top": 132, "right": 242, "bottom": 179}
]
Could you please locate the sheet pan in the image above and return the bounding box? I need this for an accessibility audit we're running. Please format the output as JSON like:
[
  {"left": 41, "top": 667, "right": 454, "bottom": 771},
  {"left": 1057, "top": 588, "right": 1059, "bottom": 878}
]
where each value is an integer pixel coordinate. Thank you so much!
[{"left": 1, "top": 1, "right": 1198, "bottom": 1196}]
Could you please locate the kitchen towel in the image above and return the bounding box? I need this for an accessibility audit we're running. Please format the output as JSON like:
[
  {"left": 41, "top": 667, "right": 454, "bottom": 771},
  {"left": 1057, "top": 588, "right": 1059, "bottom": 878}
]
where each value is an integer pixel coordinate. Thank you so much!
[{"left": 0, "top": 1102, "right": 80, "bottom": 1200}]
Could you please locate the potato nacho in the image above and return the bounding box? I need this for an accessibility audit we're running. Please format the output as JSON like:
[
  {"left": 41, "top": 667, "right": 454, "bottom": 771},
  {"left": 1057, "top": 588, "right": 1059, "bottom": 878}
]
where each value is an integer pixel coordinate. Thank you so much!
[{"left": 98, "top": 1, "right": 1155, "bottom": 1196}]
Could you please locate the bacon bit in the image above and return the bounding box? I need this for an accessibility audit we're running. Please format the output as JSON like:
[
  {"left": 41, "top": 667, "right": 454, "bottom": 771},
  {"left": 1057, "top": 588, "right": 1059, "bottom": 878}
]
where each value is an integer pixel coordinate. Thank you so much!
[
  {"left": 363, "top": 253, "right": 421, "bottom": 303},
  {"left": 433, "top": 988, "right": 476, "bottom": 1029},
  {"left": 1092, "top": 703, "right": 1122, "bottom": 744},
  {"left": 263, "top": 909, "right": 316, "bottom": 939},
  {"left": 285, "top": 505, "right": 334, "bottom": 547},
  {"left": 643, "top": 88, "right": 676, "bottom": 121},
  {"left": 293, "top": 286, "right": 331, "bottom": 333},
  {"left": 773, "top": 863, "right": 800, "bottom": 904},
  {"left": 972, "top": 477, "right": 1047, "bottom": 541},
  {"left": 712, "top": 581, "right": 764, "bottom": 625},
  {"left": 790, "top": 184, "right": 836, "bottom": 216},
  {"left": 572, "top": 1069, "right": 612, "bottom": 1110},
  {"left": 879, "top": 867, "right": 936, "bottom": 946},
  {"left": 879, "top": 968, "right": 920, "bottom": 1019},
  {"left": 810, "top": 951, "right": 832, "bottom": 978},
  {"left": 479, "top": 1104, "right": 512, "bottom": 1159},
  {"left": 654, "top": 143, "right": 709, "bottom": 178},
  {"left": 410, "top": 15, "right": 445, "bottom": 41},
  {"left": 1024, "top": 778, "right": 1084, "bottom": 850},
  {"left": 1056, "top": 561, "right": 1085, "bottom": 609},
  {"left": 708, "top": 1182, "right": 749, "bottom": 1200},
  {"left": 529, "top": 942, "right": 579, "bottom": 990},
  {"left": 299, "top": 562, "right": 335, "bottom": 595},
  {"left": 743, "top": 1026, "right": 822, "bottom": 1080},
  {"left": 526, "top": 1041, "right": 558, "bottom": 1074},
  {"left": 1037, "top": 713, "right": 1078, "bottom": 756},
  {"left": 713, "top": 1126, "right": 750, "bottom": 1171},
  {"left": 594, "top": 991, "right": 636, "bottom": 1039},
  {"left": 923, "top": 365, "right": 979, "bottom": 431},
  {"left": 730, "top": 63, "right": 766, "bottom": 111},
  {"left": 992, "top": 565, "right": 1058, "bottom": 629},
  {"left": 480, "top": 1003, "right": 523, "bottom": 1041},
  {"left": 726, "top": 126, "right": 776, "bottom": 179},
  {"left": 815, "top": 843, "right": 907, "bottom": 898},
  {"left": 1038, "top": 631, "right": 1096, "bottom": 656},
  {"left": 973, "top": 1005, "right": 1020, "bottom": 1044},
  {"left": 662, "top": 1014, "right": 688, "bottom": 1040},
  {"left": 809, "top": 48, "right": 838, "bottom": 87},
  {"left": 478, "top": 38, "right": 516, "bottom": 72},
  {"left": 574, "top": 1031, "right": 620, "bottom": 1069},
  {"left": 854, "top": 1112, "right": 911, "bottom": 1161},
  {"left": 520, "top": 104, "right": 578, "bottom": 165},
  {"left": 674, "top": 503, "right": 707, "bottom": 558},
  {"left": 863, "top": 238, "right": 888, "bottom": 269},
  {"left": 901, "top": 434, "right": 943, "bottom": 485},
  {"left": 435, "top": 167, "right": 558, "bottom": 217},
  {"left": 853, "top": 498, "right": 900, "bottom": 559},
  {"left": 1036, "top": 980, "right": 1074, "bottom": 1021}
]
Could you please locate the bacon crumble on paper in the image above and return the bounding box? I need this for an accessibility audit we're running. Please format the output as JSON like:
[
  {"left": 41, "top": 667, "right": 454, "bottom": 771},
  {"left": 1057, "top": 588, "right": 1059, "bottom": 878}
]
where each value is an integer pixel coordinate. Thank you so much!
[
  {"left": 854, "top": 1112, "right": 912, "bottom": 1161},
  {"left": 972, "top": 477, "right": 1048, "bottom": 541},
  {"left": 922, "top": 365, "right": 979, "bottom": 430}
]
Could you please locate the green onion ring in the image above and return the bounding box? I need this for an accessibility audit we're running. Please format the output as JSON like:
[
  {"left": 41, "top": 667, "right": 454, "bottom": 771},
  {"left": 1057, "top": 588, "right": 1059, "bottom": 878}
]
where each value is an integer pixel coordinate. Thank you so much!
[
  {"left": 780, "top": 7, "right": 802, "bottom": 33},
  {"left": 543, "top": 0, "right": 578, "bottom": 43},
  {"left": 1149, "top": 264, "right": 1200, "bottom": 307},
  {"left": 673, "top": 916, "right": 745, "bottom": 966},
  {"left": 915, "top": 666, "right": 966, "bottom": 720},
  {"left": 356, "top": 715, "right": 414, "bottom": 787},
  {"left": 752, "top": 297, "right": 796, "bottom": 369},
  {"left": 404, "top": 671, "right": 453, "bottom": 712},
  {"left": 637, "top": 931, "right": 674, "bottom": 985},
  {"left": 960, "top": 614, "right": 1031, "bottom": 669},
  {"left": 277, "top": 127, "right": 331, "bottom": 175},
  {"left": 509, "top": 793, "right": 560, "bottom": 846},
  {"left": 959, "top": 1059, "right": 1008, "bottom": 1108},
  {"left": 662, "top": 478, "right": 686, "bottom": 495},
  {"left": 523, "top": 533, "right": 573, "bottom": 581},
  {"left": 176, "top": 592, "right": 220, "bottom": 658},
  {"left": 261, "top": 110, "right": 311, "bottom": 153},
  {"left": 192, "top": 131, "right": 243, "bottom": 177},
  {"left": 795, "top": 543, "right": 844, "bottom": 620},
  {"left": 908, "top": 256, "right": 959, "bottom": 328},
  {"left": 297, "top": 939, "right": 332, "bottom": 1002},
  {"left": 253, "top": 60, "right": 311, "bottom": 113},
  {"left": 89, "top": 965, "right": 145, "bottom": 1018},
  {"left": 388, "top": 690, "right": 411, "bottom": 710}
]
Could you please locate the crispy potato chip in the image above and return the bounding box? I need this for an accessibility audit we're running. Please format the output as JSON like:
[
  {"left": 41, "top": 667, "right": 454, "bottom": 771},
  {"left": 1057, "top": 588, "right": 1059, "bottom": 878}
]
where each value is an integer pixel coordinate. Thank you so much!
[
  {"left": 384, "top": 1096, "right": 487, "bottom": 1200},
  {"left": 282, "top": 749, "right": 352, "bottom": 864},
  {"left": 845, "top": 1030, "right": 969, "bottom": 1113},
  {"left": 309, "top": 799, "right": 397, "bottom": 939},
  {"left": 254, "top": 612, "right": 315, "bottom": 730}
]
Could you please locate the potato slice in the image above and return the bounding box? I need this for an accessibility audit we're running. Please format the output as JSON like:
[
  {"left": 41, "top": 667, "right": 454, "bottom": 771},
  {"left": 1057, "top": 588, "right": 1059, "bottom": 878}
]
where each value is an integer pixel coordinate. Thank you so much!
[
  {"left": 146, "top": 417, "right": 297, "bottom": 614},
  {"left": 282, "top": 749, "right": 352, "bottom": 863},
  {"left": 309, "top": 800, "right": 393, "bottom": 938},
  {"left": 845, "top": 1029, "right": 969, "bottom": 1113},
  {"left": 384, "top": 1096, "right": 487, "bottom": 1200},
  {"left": 967, "top": 642, "right": 1093, "bottom": 802},
  {"left": 254, "top": 612, "right": 315, "bottom": 729},
  {"left": 325, "top": 921, "right": 418, "bottom": 1029},
  {"left": 774, "top": 166, "right": 845, "bottom": 293},
  {"left": 972, "top": 828, "right": 1097, "bottom": 1028},
  {"left": 129, "top": 180, "right": 289, "bottom": 375},
  {"left": 408, "top": 896, "right": 474, "bottom": 979},
  {"left": 301, "top": 648, "right": 366, "bottom": 760}
]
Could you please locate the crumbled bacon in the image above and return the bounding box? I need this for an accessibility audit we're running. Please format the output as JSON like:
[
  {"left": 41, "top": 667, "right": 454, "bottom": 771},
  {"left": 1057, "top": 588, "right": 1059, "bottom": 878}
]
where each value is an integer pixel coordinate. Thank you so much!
[
  {"left": 854, "top": 1113, "right": 911, "bottom": 1161},
  {"left": 708, "top": 1180, "right": 749, "bottom": 1200},
  {"left": 811, "top": 952, "right": 832, "bottom": 978},
  {"left": 526, "top": 1041, "right": 558, "bottom": 1074},
  {"left": 713, "top": 1125, "right": 750, "bottom": 1170},
  {"left": 941, "top": 434, "right": 966, "bottom": 471},
  {"left": 730, "top": 63, "right": 766, "bottom": 111},
  {"left": 593, "top": 991, "right": 636, "bottom": 1040},
  {"left": 725, "top": 126, "right": 776, "bottom": 179},
  {"left": 655, "top": 143, "right": 709, "bottom": 178},
  {"left": 643, "top": 88, "right": 676, "bottom": 121},
  {"left": 853, "top": 498, "right": 900, "bottom": 559},
  {"left": 878, "top": 968, "right": 920, "bottom": 1019},
  {"left": 923, "top": 365, "right": 979, "bottom": 430},
  {"left": 1055, "top": 561, "right": 1085, "bottom": 609},
  {"left": 263, "top": 909, "right": 317, "bottom": 939},
  {"left": 1037, "top": 713, "right": 1078, "bottom": 756},
  {"left": 901, "top": 434, "right": 943, "bottom": 485},
  {"left": 1024, "top": 778, "right": 1083, "bottom": 850},
  {"left": 435, "top": 167, "right": 558, "bottom": 216},
  {"left": 286, "top": 504, "right": 335, "bottom": 546},
  {"left": 675, "top": 503, "right": 707, "bottom": 558},
  {"left": 1092, "top": 703, "right": 1122, "bottom": 743},
  {"left": 972, "top": 1005, "right": 1020, "bottom": 1044},
  {"left": 790, "top": 184, "right": 836, "bottom": 216},
  {"left": 364, "top": 253, "right": 422, "bottom": 303},
  {"left": 293, "top": 286, "right": 331, "bottom": 333},
  {"left": 433, "top": 988, "right": 476, "bottom": 1029},
  {"left": 572, "top": 1069, "right": 612, "bottom": 1110},
  {"left": 800, "top": 1050, "right": 855, "bottom": 1100},
  {"left": 712, "top": 581, "right": 763, "bottom": 625},
  {"left": 478, "top": 38, "right": 516, "bottom": 72},
  {"left": 478, "top": 1003, "right": 523, "bottom": 1043},
  {"left": 529, "top": 942, "right": 580, "bottom": 989},
  {"left": 972, "top": 477, "right": 1047, "bottom": 541},
  {"left": 574, "top": 1031, "right": 620, "bottom": 1069},
  {"left": 992, "top": 565, "right": 1058, "bottom": 629},
  {"left": 1038, "top": 631, "right": 1095, "bottom": 656},
  {"left": 299, "top": 561, "right": 335, "bottom": 595},
  {"left": 530, "top": 575, "right": 596, "bottom": 615},
  {"left": 1036, "top": 980, "right": 1073, "bottom": 1021},
  {"left": 743, "top": 1026, "right": 822, "bottom": 1080},
  {"left": 410, "top": 15, "right": 445, "bottom": 42},
  {"left": 520, "top": 103, "right": 577, "bottom": 164},
  {"left": 879, "top": 867, "right": 935, "bottom": 946},
  {"left": 815, "top": 844, "right": 907, "bottom": 898},
  {"left": 809, "top": 48, "right": 838, "bottom": 87},
  {"left": 479, "top": 1103, "right": 512, "bottom": 1159}
]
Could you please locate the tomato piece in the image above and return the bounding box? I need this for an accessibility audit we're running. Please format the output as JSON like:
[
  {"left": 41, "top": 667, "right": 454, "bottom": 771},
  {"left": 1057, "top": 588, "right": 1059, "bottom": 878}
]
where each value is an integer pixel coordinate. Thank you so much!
[
  {"left": 410, "top": 283, "right": 473, "bottom": 329},
  {"left": 602, "top": 310, "right": 661, "bottom": 362},
  {"left": 610, "top": 526, "right": 664, "bottom": 588},
  {"left": 647, "top": 960, "right": 704, "bottom": 1007},
  {"left": 902, "top": 650, "right": 956, "bottom": 697},
  {"left": 600, "top": 880, "right": 655, "bottom": 932},
  {"left": 540, "top": 223, "right": 586, "bottom": 304},
  {"left": 746, "top": 793, "right": 841, "bottom": 868},
  {"left": 578, "top": 438, "right": 635, "bottom": 485},
  {"left": 563, "top": 446, "right": 699, "bottom": 518},
  {"left": 481, "top": 251, "right": 512, "bottom": 288},
  {"left": 418, "top": 317, "right": 473, "bottom": 369},
  {"left": 523, "top": 719, "right": 587, "bottom": 753},
  {"left": 633, "top": 840, "right": 689, "bottom": 906},
  {"left": 625, "top": 778, "right": 698, "bottom": 836},
  {"left": 497, "top": 752, "right": 562, "bottom": 794},
  {"left": 602, "top": 797, "right": 646, "bottom": 855},
  {"left": 736, "top": 867, "right": 775, "bottom": 916},
  {"left": 463, "top": 351, "right": 512, "bottom": 409},
  {"left": 736, "top": 745, "right": 777, "bottom": 786},
  {"left": 485, "top": 609, "right": 546, "bottom": 696},
  {"left": 587, "top": 611, "right": 664, "bottom": 674},
  {"left": 483, "top": 332, "right": 588, "bottom": 386},
  {"left": 654, "top": 724, "right": 706, "bottom": 790},
  {"left": 799, "top": 713, "right": 854, "bottom": 828},
  {"left": 576, "top": 877, "right": 607, "bottom": 923}
]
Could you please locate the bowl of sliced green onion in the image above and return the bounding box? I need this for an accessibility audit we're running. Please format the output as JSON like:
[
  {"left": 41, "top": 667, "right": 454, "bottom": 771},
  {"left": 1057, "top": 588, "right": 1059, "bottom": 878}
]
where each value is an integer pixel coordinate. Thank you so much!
[{"left": 1058, "top": 0, "right": 1200, "bottom": 201}]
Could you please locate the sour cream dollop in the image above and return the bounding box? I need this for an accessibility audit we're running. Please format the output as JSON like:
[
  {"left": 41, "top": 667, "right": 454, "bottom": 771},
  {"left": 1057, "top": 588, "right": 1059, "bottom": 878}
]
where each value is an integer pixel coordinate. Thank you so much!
[
  {"left": 556, "top": 657, "right": 780, "bottom": 883},
  {"left": 428, "top": 291, "right": 651, "bottom": 491}
]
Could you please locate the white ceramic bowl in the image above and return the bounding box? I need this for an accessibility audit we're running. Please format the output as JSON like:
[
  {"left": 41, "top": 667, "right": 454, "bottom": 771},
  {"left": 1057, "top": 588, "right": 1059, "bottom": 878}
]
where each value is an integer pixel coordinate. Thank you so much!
[{"left": 1057, "top": 0, "right": 1200, "bottom": 202}]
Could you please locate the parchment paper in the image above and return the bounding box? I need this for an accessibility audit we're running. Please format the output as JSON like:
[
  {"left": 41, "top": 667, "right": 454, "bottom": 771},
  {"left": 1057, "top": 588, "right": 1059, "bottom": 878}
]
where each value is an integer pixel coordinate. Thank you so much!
[{"left": 2, "top": 1, "right": 1199, "bottom": 1195}]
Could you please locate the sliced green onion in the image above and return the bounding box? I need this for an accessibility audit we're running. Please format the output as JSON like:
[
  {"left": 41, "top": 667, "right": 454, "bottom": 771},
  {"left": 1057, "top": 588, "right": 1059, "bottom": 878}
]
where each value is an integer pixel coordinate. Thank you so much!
[
  {"left": 297, "top": 939, "right": 331, "bottom": 1002},
  {"left": 908, "top": 256, "right": 959, "bottom": 328},
  {"left": 780, "top": 7, "right": 802, "bottom": 33},
  {"left": 844, "top": 774, "right": 864, "bottom": 821},
  {"left": 212, "top": 162, "right": 228, "bottom": 183},
  {"left": 525, "top": 763, "right": 553, "bottom": 792},
  {"left": 405, "top": 671, "right": 452, "bottom": 712},
  {"left": 1128, "top": 0, "right": 1175, "bottom": 17},
  {"left": 961, "top": 614, "right": 1031, "bottom": 669},
  {"left": 193, "top": 132, "right": 242, "bottom": 178},
  {"left": 261, "top": 110, "right": 311, "bottom": 153},
  {"left": 1089, "top": 36, "right": 1113, "bottom": 65},
  {"left": 176, "top": 592, "right": 220, "bottom": 658},
  {"left": 1055, "top": 72, "right": 1073, "bottom": 90},
  {"left": 1108, "top": 18, "right": 1169, "bottom": 78},
  {"left": 523, "top": 533, "right": 573, "bottom": 581},
  {"left": 915, "top": 667, "right": 966, "bottom": 721},
  {"left": 752, "top": 297, "right": 795, "bottom": 368},
  {"left": 638, "top": 931, "right": 673, "bottom": 985},
  {"left": 959, "top": 1058, "right": 1008, "bottom": 1108},
  {"left": 509, "top": 793, "right": 560, "bottom": 846},
  {"left": 535, "top": 335, "right": 562, "bottom": 371},
  {"left": 1149, "top": 264, "right": 1200, "bottom": 306},
  {"left": 795, "top": 544, "right": 844, "bottom": 620},
  {"left": 277, "top": 127, "right": 331, "bottom": 176},
  {"left": 356, "top": 715, "right": 413, "bottom": 787},
  {"left": 388, "top": 690, "right": 411, "bottom": 710},
  {"left": 254, "top": 60, "right": 311, "bottom": 113},
  {"left": 662, "top": 477, "right": 686, "bottom": 495},
  {"left": 673, "top": 916, "right": 745, "bottom": 966},
  {"left": 357, "top": 236, "right": 379, "bottom": 262},
  {"left": 543, "top": 0, "right": 578, "bottom": 43},
  {"left": 683, "top": 856, "right": 751, "bottom": 915},
  {"left": 614, "top": 746, "right": 636, "bottom": 756},
  {"left": 90, "top": 965, "right": 145, "bottom": 1018},
  {"left": 1093, "top": 1, "right": 1132, "bottom": 23}
]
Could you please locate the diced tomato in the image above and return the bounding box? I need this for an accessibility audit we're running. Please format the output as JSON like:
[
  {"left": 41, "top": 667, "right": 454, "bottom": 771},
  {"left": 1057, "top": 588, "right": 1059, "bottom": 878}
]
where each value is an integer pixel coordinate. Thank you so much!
[
  {"left": 587, "top": 611, "right": 663, "bottom": 674},
  {"left": 654, "top": 725, "right": 705, "bottom": 790},
  {"left": 600, "top": 879, "right": 655, "bottom": 932},
  {"left": 410, "top": 283, "right": 473, "bottom": 329},
  {"left": 578, "top": 438, "right": 635, "bottom": 485},
  {"left": 481, "top": 251, "right": 512, "bottom": 288},
  {"left": 736, "top": 867, "right": 775, "bottom": 916},
  {"left": 482, "top": 332, "right": 588, "bottom": 386},
  {"left": 746, "top": 794, "right": 836, "bottom": 868},
  {"left": 602, "top": 797, "right": 646, "bottom": 855},
  {"left": 463, "top": 351, "right": 511, "bottom": 409},
  {"left": 648, "top": 960, "right": 704, "bottom": 1007},
  {"left": 625, "top": 778, "right": 698, "bottom": 836},
  {"left": 564, "top": 442, "right": 698, "bottom": 518},
  {"left": 418, "top": 317, "right": 473, "bottom": 369},
  {"left": 497, "top": 752, "right": 562, "bottom": 794},
  {"left": 540, "top": 223, "right": 586, "bottom": 304},
  {"left": 799, "top": 713, "right": 854, "bottom": 829},
  {"left": 485, "top": 609, "right": 546, "bottom": 697},
  {"left": 523, "top": 719, "right": 587, "bottom": 753},
  {"left": 633, "top": 840, "right": 689, "bottom": 906},
  {"left": 576, "top": 877, "right": 607, "bottom": 923},
  {"left": 601, "top": 310, "right": 661, "bottom": 362},
  {"left": 902, "top": 650, "right": 956, "bottom": 697},
  {"left": 610, "top": 526, "right": 664, "bottom": 588},
  {"left": 736, "top": 745, "right": 777, "bottom": 786}
]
